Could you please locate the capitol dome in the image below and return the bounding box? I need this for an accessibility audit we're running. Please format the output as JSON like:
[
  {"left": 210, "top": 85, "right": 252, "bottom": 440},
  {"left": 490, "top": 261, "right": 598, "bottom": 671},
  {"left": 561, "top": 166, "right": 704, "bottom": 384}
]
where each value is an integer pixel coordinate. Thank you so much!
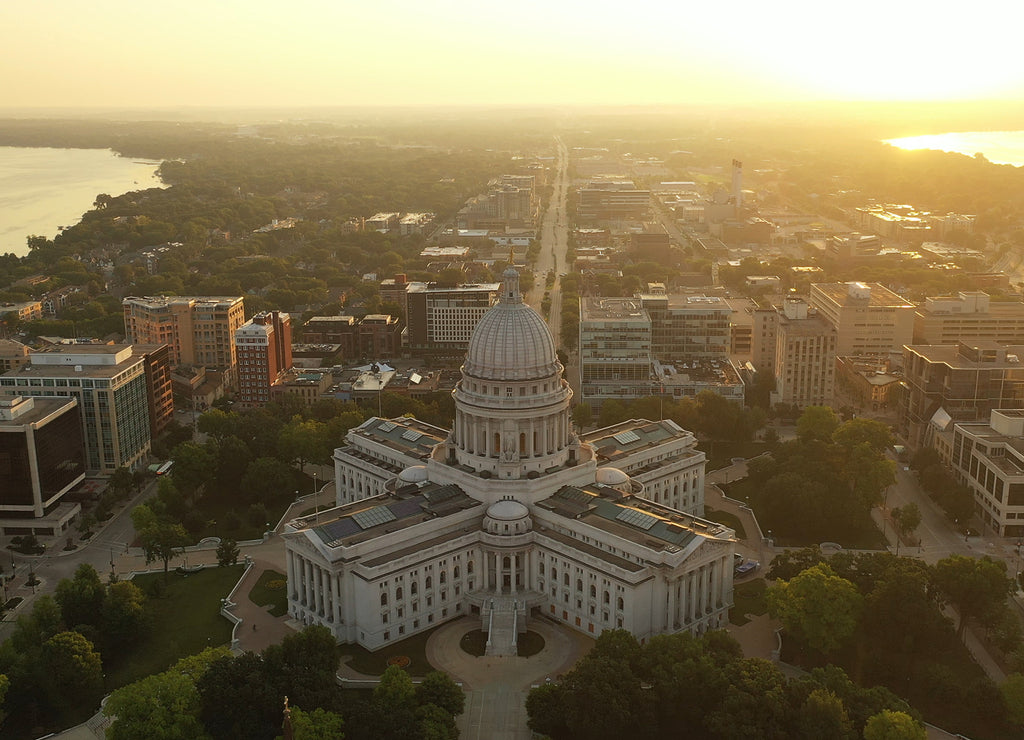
[{"left": 463, "top": 267, "right": 559, "bottom": 382}]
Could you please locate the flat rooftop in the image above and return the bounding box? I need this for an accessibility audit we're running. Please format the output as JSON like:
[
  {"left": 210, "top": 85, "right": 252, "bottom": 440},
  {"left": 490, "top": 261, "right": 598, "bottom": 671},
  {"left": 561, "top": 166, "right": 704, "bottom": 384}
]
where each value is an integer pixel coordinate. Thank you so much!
[
  {"left": 811, "top": 282, "right": 915, "bottom": 309},
  {"left": 350, "top": 416, "right": 447, "bottom": 460},
  {"left": 583, "top": 419, "right": 694, "bottom": 462},
  {"left": 0, "top": 396, "right": 77, "bottom": 427},
  {"left": 537, "top": 483, "right": 729, "bottom": 555},
  {"left": 297, "top": 482, "right": 481, "bottom": 549},
  {"left": 906, "top": 343, "right": 1024, "bottom": 367},
  {"left": 580, "top": 297, "right": 648, "bottom": 322}
]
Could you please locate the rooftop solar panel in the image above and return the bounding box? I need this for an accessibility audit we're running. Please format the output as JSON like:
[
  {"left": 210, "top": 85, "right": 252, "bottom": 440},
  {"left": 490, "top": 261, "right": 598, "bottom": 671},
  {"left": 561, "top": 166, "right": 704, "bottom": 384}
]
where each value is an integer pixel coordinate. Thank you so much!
[
  {"left": 378, "top": 421, "right": 397, "bottom": 432},
  {"left": 352, "top": 505, "right": 397, "bottom": 530},
  {"left": 615, "top": 507, "right": 658, "bottom": 530},
  {"left": 401, "top": 429, "right": 423, "bottom": 442},
  {"left": 613, "top": 430, "right": 641, "bottom": 445}
]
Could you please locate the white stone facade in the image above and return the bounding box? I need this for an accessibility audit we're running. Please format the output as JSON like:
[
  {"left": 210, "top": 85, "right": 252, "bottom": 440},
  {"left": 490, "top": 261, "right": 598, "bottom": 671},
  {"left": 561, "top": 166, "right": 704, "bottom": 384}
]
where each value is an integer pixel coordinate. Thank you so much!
[{"left": 284, "top": 268, "right": 734, "bottom": 650}]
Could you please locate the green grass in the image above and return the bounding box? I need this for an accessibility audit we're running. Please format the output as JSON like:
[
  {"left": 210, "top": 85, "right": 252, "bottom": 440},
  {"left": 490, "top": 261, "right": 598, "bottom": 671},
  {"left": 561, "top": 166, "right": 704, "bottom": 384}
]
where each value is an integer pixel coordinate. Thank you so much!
[
  {"left": 704, "top": 507, "right": 747, "bottom": 539},
  {"left": 249, "top": 569, "right": 288, "bottom": 617},
  {"left": 458, "top": 629, "right": 546, "bottom": 658},
  {"left": 698, "top": 440, "right": 770, "bottom": 471},
  {"left": 729, "top": 578, "right": 768, "bottom": 626},
  {"left": 105, "top": 565, "right": 243, "bottom": 689},
  {"left": 341, "top": 623, "right": 446, "bottom": 677}
]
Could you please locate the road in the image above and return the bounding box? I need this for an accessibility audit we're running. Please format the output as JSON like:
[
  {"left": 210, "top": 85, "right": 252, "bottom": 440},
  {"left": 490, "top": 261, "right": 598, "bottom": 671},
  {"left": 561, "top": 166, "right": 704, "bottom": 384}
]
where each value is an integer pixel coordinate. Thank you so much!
[{"left": 525, "top": 136, "right": 577, "bottom": 394}]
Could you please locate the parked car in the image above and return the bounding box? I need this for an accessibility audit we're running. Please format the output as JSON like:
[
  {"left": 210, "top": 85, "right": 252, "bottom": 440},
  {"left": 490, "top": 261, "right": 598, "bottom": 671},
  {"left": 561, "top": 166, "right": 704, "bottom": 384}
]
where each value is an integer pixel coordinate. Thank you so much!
[{"left": 734, "top": 559, "right": 760, "bottom": 577}]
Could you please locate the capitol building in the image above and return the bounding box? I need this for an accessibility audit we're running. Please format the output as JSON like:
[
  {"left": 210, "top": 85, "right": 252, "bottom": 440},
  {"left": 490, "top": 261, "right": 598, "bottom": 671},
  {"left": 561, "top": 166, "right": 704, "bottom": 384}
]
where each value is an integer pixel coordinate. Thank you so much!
[{"left": 282, "top": 268, "right": 735, "bottom": 652}]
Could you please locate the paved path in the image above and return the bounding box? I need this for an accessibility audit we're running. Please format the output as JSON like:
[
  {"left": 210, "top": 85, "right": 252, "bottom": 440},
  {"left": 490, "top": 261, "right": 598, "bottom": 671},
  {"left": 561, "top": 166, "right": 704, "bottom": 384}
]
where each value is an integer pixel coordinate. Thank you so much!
[{"left": 425, "top": 615, "right": 594, "bottom": 740}]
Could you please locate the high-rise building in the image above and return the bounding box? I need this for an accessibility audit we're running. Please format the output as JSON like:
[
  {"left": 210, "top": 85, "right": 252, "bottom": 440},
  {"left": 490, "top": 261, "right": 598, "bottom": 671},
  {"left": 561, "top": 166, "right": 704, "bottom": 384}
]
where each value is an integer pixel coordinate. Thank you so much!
[
  {"left": 808, "top": 282, "right": 915, "bottom": 356},
  {"left": 405, "top": 282, "right": 499, "bottom": 356},
  {"left": 900, "top": 341, "right": 1024, "bottom": 449},
  {"left": 639, "top": 294, "right": 732, "bottom": 362},
  {"left": 135, "top": 344, "right": 175, "bottom": 440},
  {"left": 284, "top": 267, "right": 732, "bottom": 652},
  {"left": 122, "top": 295, "right": 245, "bottom": 379},
  {"left": 772, "top": 299, "right": 837, "bottom": 408},
  {"left": 236, "top": 311, "right": 292, "bottom": 407},
  {"left": 914, "top": 291, "right": 1024, "bottom": 345},
  {"left": 0, "top": 395, "right": 85, "bottom": 533},
  {"left": 0, "top": 345, "right": 152, "bottom": 472}
]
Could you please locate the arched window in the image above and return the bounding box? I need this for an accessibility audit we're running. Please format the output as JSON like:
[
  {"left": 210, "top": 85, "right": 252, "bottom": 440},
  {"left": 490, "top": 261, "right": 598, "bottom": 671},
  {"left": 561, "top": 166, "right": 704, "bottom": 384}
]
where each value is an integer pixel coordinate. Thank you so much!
[
  {"left": 467, "top": 561, "right": 474, "bottom": 574},
  {"left": 425, "top": 576, "right": 432, "bottom": 589},
  {"left": 538, "top": 561, "right": 545, "bottom": 575},
  {"left": 563, "top": 573, "right": 570, "bottom": 586},
  {"left": 603, "top": 591, "right": 610, "bottom": 604},
  {"left": 411, "top": 582, "right": 418, "bottom": 595},
  {"left": 519, "top": 432, "right": 526, "bottom": 456},
  {"left": 440, "top": 571, "right": 447, "bottom": 584},
  {"left": 589, "top": 585, "right": 596, "bottom": 598},
  {"left": 454, "top": 566, "right": 460, "bottom": 579},
  {"left": 550, "top": 567, "right": 556, "bottom": 579},
  {"left": 395, "top": 587, "right": 403, "bottom": 600},
  {"left": 617, "top": 597, "right": 624, "bottom": 610},
  {"left": 380, "top": 593, "right": 388, "bottom": 607},
  {"left": 503, "top": 556, "right": 511, "bottom": 569},
  {"left": 493, "top": 432, "right": 500, "bottom": 456},
  {"left": 576, "top": 579, "right": 583, "bottom": 592}
]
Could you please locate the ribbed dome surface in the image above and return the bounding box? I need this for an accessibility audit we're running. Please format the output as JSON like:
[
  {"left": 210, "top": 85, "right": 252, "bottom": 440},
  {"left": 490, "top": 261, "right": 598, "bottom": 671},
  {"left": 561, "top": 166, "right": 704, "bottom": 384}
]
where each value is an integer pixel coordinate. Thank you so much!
[{"left": 463, "top": 268, "right": 559, "bottom": 381}]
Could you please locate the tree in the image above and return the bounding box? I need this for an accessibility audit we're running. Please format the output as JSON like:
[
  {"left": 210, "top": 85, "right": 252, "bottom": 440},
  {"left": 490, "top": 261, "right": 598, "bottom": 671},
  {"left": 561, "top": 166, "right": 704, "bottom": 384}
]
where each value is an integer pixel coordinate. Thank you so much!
[
  {"left": 933, "top": 555, "right": 1012, "bottom": 641},
  {"left": 278, "top": 417, "right": 330, "bottom": 471},
  {"left": 571, "top": 403, "right": 593, "bottom": 430},
  {"left": 525, "top": 682, "right": 570, "bottom": 739},
  {"left": 890, "top": 503, "right": 922, "bottom": 555},
  {"left": 138, "top": 521, "right": 190, "bottom": 577},
  {"left": 832, "top": 418, "right": 893, "bottom": 451},
  {"left": 795, "top": 688, "right": 855, "bottom": 740},
  {"left": 290, "top": 706, "right": 345, "bottom": 740},
  {"left": 707, "top": 658, "right": 791, "bottom": 739},
  {"left": 106, "top": 466, "right": 135, "bottom": 499},
  {"left": 216, "top": 538, "right": 240, "bottom": 567},
  {"left": 242, "top": 457, "right": 295, "bottom": 505},
  {"left": 55, "top": 563, "right": 105, "bottom": 630},
  {"left": 1001, "top": 673, "right": 1024, "bottom": 727},
  {"left": 862, "top": 710, "right": 927, "bottom": 740},
  {"left": 198, "top": 652, "right": 279, "bottom": 740},
  {"left": 598, "top": 399, "right": 628, "bottom": 428},
  {"left": 767, "top": 564, "right": 863, "bottom": 656},
  {"left": 40, "top": 631, "right": 103, "bottom": 718},
  {"left": 796, "top": 406, "right": 839, "bottom": 442},
  {"left": 169, "top": 441, "right": 216, "bottom": 495},
  {"left": 415, "top": 671, "right": 465, "bottom": 717},
  {"left": 101, "top": 580, "right": 147, "bottom": 649}
]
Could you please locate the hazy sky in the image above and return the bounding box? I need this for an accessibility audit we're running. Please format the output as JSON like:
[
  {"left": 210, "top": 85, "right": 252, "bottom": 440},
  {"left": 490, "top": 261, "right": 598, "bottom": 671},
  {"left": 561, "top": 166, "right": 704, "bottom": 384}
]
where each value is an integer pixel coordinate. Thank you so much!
[{"left": 3, "top": 0, "right": 1021, "bottom": 108}]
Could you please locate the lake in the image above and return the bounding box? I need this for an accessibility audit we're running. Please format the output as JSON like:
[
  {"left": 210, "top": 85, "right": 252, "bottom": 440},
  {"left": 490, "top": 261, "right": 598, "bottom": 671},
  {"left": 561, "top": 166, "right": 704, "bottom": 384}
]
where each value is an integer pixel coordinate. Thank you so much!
[
  {"left": 885, "top": 130, "right": 1024, "bottom": 167},
  {"left": 0, "top": 146, "right": 165, "bottom": 257}
]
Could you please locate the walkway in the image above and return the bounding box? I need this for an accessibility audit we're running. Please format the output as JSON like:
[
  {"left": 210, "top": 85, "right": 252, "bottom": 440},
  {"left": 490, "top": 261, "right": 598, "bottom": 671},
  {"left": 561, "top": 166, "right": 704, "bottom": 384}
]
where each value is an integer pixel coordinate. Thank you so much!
[{"left": 425, "top": 615, "right": 594, "bottom": 740}]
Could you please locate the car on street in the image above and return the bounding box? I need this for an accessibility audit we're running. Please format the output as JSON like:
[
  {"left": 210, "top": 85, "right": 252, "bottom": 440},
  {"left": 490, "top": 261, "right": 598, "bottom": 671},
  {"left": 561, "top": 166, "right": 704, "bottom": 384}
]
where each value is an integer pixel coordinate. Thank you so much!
[{"left": 734, "top": 559, "right": 760, "bottom": 578}]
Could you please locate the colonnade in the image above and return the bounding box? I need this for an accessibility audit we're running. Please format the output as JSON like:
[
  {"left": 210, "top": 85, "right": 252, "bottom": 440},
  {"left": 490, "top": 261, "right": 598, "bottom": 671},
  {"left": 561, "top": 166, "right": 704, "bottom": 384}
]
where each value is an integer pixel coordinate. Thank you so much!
[
  {"left": 455, "top": 408, "right": 569, "bottom": 459},
  {"left": 665, "top": 556, "right": 727, "bottom": 630},
  {"left": 480, "top": 548, "right": 532, "bottom": 594},
  {"left": 287, "top": 549, "right": 341, "bottom": 625}
]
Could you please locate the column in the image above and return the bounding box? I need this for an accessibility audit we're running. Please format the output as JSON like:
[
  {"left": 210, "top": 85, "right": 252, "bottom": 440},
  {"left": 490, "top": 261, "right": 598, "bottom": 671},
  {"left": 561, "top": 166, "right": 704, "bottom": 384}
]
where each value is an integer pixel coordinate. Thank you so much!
[
  {"left": 334, "top": 574, "right": 343, "bottom": 624},
  {"left": 482, "top": 551, "right": 490, "bottom": 592},
  {"left": 702, "top": 565, "right": 711, "bottom": 615},
  {"left": 677, "top": 574, "right": 687, "bottom": 626},
  {"left": 667, "top": 578, "right": 677, "bottom": 630},
  {"left": 688, "top": 571, "right": 697, "bottom": 623},
  {"left": 299, "top": 558, "right": 309, "bottom": 607},
  {"left": 286, "top": 550, "right": 296, "bottom": 600},
  {"left": 512, "top": 553, "right": 519, "bottom": 596},
  {"left": 315, "top": 566, "right": 324, "bottom": 615}
]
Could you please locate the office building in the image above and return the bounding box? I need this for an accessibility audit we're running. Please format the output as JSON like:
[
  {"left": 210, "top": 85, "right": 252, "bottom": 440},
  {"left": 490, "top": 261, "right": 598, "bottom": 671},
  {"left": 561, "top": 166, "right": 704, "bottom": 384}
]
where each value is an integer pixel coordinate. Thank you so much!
[
  {"left": 914, "top": 292, "right": 1024, "bottom": 345},
  {"left": 405, "top": 282, "right": 499, "bottom": 356},
  {"left": 900, "top": 341, "right": 1024, "bottom": 449},
  {"left": 809, "top": 282, "right": 915, "bottom": 356},
  {"left": 950, "top": 410, "right": 1024, "bottom": 537},
  {"left": 0, "top": 395, "right": 85, "bottom": 534},
  {"left": 0, "top": 339, "right": 30, "bottom": 373},
  {"left": 0, "top": 345, "right": 153, "bottom": 472},
  {"left": 284, "top": 267, "right": 732, "bottom": 652}
]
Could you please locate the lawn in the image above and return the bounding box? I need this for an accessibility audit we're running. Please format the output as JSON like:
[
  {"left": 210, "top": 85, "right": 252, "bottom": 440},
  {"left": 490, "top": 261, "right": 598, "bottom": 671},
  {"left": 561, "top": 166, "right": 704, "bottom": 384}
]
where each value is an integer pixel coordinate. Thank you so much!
[
  {"left": 341, "top": 623, "right": 446, "bottom": 677},
  {"left": 729, "top": 578, "right": 768, "bottom": 626},
  {"left": 249, "top": 569, "right": 288, "bottom": 617},
  {"left": 704, "top": 507, "right": 747, "bottom": 539},
  {"left": 105, "top": 565, "right": 244, "bottom": 689},
  {"left": 697, "top": 440, "right": 770, "bottom": 471},
  {"left": 459, "top": 629, "right": 545, "bottom": 657}
]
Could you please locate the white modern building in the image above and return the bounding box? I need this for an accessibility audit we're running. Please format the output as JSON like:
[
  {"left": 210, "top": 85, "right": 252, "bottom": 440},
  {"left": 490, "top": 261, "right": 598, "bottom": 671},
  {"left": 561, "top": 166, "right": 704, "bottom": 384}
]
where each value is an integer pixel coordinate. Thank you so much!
[{"left": 283, "top": 268, "right": 734, "bottom": 652}]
